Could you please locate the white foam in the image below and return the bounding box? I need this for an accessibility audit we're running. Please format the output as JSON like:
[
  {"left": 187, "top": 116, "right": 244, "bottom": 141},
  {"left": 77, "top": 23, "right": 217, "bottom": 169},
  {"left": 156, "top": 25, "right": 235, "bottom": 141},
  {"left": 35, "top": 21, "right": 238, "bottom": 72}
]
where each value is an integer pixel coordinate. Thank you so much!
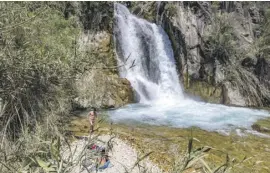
[
  {"left": 109, "top": 100, "right": 269, "bottom": 132},
  {"left": 114, "top": 3, "right": 184, "bottom": 103},
  {"left": 112, "top": 3, "right": 270, "bottom": 133},
  {"left": 245, "top": 130, "right": 270, "bottom": 138}
]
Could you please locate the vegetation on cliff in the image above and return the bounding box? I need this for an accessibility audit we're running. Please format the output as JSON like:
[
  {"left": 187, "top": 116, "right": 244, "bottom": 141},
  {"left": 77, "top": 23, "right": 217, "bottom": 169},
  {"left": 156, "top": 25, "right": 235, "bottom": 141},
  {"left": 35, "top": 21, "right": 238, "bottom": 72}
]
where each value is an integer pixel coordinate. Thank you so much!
[{"left": 129, "top": 1, "right": 270, "bottom": 107}]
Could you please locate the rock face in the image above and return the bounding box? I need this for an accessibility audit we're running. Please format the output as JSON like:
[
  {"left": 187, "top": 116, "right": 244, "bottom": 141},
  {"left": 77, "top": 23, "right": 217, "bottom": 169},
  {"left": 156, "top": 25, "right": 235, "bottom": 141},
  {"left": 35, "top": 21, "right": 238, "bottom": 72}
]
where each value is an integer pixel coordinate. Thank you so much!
[
  {"left": 73, "top": 2, "right": 270, "bottom": 108},
  {"left": 73, "top": 30, "right": 133, "bottom": 109},
  {"left": 128, "top": 1, "right": 270, "bottom": 107},
  {"left": 65, "top": 2, "right": 134, "bottom": 109},
  {"left": 74, "top": 70, "right": 133, "bottom": 109}
]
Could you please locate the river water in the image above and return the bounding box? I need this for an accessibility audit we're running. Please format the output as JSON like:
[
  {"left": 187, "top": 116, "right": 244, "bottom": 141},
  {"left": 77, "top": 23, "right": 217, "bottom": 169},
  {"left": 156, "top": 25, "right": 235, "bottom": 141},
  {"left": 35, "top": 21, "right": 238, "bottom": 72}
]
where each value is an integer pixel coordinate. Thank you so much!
[{"left": 111, "top": 3, "right": 269, "bottom": 133}]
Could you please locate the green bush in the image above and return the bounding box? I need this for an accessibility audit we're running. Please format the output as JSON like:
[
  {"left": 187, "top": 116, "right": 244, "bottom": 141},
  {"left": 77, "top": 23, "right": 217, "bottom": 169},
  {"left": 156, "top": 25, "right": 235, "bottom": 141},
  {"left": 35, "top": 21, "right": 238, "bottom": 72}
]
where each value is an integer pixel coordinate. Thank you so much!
[
  {"left": 257, "top": 9, "right": 270, "bottom": 59},
  {"left": 0, "top": 2, "right": 88, "bottom": 138},
  {"left": 205, "top": 13, "right": 237, "bottom": 64}
]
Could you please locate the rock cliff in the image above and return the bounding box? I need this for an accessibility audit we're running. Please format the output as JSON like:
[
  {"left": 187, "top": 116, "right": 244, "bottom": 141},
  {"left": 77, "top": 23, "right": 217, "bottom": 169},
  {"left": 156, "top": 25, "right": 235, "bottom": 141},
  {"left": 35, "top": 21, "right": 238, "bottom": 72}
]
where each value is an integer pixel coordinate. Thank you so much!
[
  {"left": 67, "top": 2, "right": 134, "bottom": 109},
  {"left": 68, "top": 2, "right": 270, "bottom": 108},
  {"left": 127, "top": 1, "right": 270, "bottom": 107}
]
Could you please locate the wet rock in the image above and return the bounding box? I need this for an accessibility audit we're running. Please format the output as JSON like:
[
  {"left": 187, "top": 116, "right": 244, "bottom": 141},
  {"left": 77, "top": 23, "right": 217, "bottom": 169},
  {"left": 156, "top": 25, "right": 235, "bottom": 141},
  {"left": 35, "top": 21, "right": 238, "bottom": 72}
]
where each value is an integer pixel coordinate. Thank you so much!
[
  {"left": 251, "top": 124, "right": 261, "bottom": 132},
  {"left": 150, "top": 1, "right": 270, "bottom": 107},
  {"left": 223, "top": 81, "right": 246, "bottom": 106},
  {"left": 252, "top": 123, "right": 270, "bottom": 133}
]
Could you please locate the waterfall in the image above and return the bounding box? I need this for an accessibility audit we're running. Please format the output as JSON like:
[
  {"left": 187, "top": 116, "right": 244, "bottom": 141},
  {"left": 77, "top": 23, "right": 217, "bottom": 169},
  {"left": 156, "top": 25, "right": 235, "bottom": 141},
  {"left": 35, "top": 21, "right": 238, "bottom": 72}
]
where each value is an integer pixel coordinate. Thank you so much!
[
  {"left": 111, "top": 3, "right": 269, "bottom": 133},
  {"left": 114, "top": 3, "right": 184, "bottom": 104}
]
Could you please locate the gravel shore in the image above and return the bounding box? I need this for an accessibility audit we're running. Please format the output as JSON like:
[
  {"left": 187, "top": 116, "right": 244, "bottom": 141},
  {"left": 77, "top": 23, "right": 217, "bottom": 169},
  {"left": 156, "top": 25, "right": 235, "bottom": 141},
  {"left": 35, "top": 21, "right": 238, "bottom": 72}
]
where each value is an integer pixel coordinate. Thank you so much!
[{"left": 67, "top": 135, "right": 163, "bottom": 173}]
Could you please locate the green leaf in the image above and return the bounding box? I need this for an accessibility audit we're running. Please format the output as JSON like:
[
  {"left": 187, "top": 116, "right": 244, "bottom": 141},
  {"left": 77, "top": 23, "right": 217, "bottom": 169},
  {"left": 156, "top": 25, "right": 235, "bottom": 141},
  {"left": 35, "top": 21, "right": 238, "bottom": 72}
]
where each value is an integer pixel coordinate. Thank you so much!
[
  {"left": 188, "top": 138, "right": 193, "bottom": 155},
  {"left": 36, "top": 157, "right": 56, "bottom": 172},
  {"left": 200, "top": 158, "right": 213, "bottom": 173}
]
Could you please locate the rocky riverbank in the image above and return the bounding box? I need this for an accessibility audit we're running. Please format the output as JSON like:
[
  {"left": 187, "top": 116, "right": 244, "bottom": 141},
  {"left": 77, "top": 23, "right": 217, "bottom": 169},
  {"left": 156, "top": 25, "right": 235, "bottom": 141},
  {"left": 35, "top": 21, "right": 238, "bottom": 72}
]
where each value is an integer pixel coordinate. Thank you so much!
[
  {"left": 68, "top": 113, "right": 270, "bottom": 173},
  {"left": 68, "top": 135, "right": 162, "bottom": 173}
]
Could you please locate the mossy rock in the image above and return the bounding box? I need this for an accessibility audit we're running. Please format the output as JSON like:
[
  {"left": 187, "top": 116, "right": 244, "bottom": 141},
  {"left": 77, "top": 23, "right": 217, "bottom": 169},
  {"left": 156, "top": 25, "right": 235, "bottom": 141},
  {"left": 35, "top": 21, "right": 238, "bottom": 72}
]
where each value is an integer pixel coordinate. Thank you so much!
[
  {"left": 184, "top": 74, "right": 222, "bottom": 103},
  {"left": 252, "top": 118, "right": 270, "bottom": 134},
  {"left": 73, "top": 70, "right": 134, "bottom": 109}
]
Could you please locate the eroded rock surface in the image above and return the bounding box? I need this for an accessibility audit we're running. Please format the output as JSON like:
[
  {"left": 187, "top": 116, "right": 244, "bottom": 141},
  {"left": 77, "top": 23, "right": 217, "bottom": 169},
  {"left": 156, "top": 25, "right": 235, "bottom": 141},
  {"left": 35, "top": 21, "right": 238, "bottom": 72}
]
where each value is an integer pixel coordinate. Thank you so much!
[
  {"left": 73, "top": 31, "right": 133, "bottom": 109},
  {"left": 127, "top": 2, "right": 270, "bottom": 107},
  {"left": 74, "top": 70, "right": 133, "bottom": 109}
]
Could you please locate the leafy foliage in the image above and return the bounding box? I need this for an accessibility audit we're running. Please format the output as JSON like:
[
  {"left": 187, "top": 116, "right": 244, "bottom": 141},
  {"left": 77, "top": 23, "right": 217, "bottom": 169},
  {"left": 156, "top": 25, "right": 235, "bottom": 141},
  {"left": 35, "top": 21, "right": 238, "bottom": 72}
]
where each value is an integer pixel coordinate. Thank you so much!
[
  {"left": 0, "top": 2, "right": 93, "bottom": 138},
  {"left": 80, "top": 2, "right": 113, "bottom": 31},
  {"left": 0, "top": 2, "right": 120, "bottom": 172},
  {"left": 257, "top": 9, "right": 270, "bottom": 59},
  {"left": 205, "top": 13, "right": 238, "bottom": 64},
  {"left": 172, "top": 136, "right": 250, "bottom": 173}
]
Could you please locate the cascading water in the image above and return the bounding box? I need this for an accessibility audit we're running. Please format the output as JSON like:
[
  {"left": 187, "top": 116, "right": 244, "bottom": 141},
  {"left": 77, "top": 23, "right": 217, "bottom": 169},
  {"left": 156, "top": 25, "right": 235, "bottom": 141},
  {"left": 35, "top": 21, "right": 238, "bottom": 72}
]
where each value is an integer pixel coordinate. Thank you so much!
[
  {"left": 114, "top": 3, "right": 184, "bottom": 103},
  {"left": 111, "top": 3, "right": 269, "bottom": 134}
]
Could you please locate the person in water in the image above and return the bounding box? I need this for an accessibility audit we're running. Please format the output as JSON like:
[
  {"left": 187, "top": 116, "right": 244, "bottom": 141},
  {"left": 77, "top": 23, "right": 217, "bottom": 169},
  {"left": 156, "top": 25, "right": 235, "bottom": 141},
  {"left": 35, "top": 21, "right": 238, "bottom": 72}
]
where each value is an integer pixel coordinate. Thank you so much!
[{"left": 89, "top": 108, "right": 97, "bottom": 134}]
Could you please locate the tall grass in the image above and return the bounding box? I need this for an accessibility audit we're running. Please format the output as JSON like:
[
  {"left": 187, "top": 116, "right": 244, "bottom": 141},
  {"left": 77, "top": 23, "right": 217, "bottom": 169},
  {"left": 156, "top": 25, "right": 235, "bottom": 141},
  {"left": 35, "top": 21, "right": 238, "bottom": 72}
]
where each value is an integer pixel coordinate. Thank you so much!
[
  {"left": 0, "top": 2, "right": 112, "bottom": 172},
  {"left": 0, "top": 113, "right": 114, "bottom": 173}
]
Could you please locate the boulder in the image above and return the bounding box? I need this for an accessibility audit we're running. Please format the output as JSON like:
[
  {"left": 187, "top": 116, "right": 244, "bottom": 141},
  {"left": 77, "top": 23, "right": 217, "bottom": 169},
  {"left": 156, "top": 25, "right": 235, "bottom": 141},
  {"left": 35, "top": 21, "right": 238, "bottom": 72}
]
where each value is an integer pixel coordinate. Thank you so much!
[
  {"left": 73, "top": 70, "right": 133, "bottom": 109},
  {"left": 73, "top": 30, "right": 133, "bottom": 110}
]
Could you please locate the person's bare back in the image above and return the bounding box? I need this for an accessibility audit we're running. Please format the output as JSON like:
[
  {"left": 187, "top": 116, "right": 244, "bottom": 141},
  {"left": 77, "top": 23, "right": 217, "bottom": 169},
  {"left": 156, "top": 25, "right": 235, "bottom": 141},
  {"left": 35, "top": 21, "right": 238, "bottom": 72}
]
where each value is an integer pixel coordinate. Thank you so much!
[{"left": 89, "top": 108, "right": 97, "bottom": 134}]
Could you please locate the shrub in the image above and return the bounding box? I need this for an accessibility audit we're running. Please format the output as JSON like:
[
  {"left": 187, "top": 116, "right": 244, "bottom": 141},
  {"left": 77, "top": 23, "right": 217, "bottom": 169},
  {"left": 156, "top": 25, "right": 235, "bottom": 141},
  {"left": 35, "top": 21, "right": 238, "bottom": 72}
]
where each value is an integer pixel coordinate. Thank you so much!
[
  {"left": 0, "top": 2, "right": 89, "bottom": 138},
  {"left": 257, "top": 9, "right": 270, "bottom": 59},
  {"left": 205, "top": 13, "right": 237, "bottom": 64}
]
